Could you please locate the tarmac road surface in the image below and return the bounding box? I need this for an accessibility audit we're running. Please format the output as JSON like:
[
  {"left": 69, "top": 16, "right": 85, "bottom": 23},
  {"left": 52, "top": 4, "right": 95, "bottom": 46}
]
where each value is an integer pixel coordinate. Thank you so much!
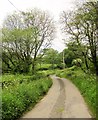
[{"left": 22, "top": 75, "right": 92, "bottom": 118}]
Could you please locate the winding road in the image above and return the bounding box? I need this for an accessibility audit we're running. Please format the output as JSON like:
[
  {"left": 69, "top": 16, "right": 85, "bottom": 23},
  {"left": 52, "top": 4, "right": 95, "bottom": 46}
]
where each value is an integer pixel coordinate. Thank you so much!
[{"left": 22, "top": 75, "right": 92, "bottom": 118}]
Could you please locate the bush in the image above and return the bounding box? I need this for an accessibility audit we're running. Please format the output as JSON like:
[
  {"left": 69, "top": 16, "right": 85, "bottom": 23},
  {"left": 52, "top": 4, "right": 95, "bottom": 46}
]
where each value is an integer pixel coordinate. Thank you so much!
[
  {"left": 57, "top": 63, "right": 65, "bottom": 69},
  {"left": 72, "top": 58, "right": 82, "bottom": 67}
]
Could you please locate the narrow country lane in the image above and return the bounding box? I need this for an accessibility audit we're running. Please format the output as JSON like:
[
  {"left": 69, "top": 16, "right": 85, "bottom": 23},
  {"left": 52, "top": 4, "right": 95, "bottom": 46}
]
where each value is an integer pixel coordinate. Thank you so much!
[
  {"left": 49, "top": 76, "right": 66, "bottom": 118},
  {"left": 21, "top": 75, "right": 92, "bottom": 118}
]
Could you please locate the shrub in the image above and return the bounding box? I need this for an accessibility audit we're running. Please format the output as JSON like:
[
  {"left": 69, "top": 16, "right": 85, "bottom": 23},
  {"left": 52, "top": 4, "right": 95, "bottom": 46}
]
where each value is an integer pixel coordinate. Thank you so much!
[{"left": 72, "top": 58, "right": 82, "bottom": 67}]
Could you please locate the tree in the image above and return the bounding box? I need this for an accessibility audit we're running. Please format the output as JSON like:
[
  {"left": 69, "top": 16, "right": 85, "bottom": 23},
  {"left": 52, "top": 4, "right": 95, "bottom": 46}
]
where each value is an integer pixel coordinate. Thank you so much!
[
  {"left": 2, "top": 9, "right": 55, "bottom": 73},
  {"left": 22, "top": 9, "right": 55, "bottom": 73},
  {"left": 2, "top": 27, "right": 34, "bottom": 73},
  {"left": 60, "top": 2, "right": 98, "bottom": 76},
  {"left": 67, "top": 41, "right": 90, "bottom": 70},
  {"left": 42, "top": 48, "right": 60, "bottom": 69},
  {"left": 63, "top": 48, "right": 75, "bottom": 67}
]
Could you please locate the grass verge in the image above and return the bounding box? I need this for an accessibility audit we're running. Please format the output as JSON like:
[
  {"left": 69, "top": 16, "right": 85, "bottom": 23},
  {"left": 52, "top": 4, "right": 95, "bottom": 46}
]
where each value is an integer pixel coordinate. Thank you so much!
[{"left": 2, "top": 73, "right": 52, "bottom": 120}]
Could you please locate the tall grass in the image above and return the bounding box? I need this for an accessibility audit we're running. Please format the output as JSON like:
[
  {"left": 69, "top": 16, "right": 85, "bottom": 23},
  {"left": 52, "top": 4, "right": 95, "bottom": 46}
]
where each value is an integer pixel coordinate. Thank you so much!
[{"left": 2, "top": 73, "right": 52, "bottom": 120}]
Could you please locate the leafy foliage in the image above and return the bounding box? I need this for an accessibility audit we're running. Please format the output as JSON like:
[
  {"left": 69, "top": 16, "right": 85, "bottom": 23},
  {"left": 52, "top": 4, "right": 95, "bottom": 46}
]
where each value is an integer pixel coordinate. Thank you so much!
[
  {"left": 2, "top": 9, "right": 55, "bottom": 74},
  {"left": 60, "top": 2, "right": 98, "bottom": 76},
  {"left": 72, "top": 58, "right": 82, "bottom": 67}
]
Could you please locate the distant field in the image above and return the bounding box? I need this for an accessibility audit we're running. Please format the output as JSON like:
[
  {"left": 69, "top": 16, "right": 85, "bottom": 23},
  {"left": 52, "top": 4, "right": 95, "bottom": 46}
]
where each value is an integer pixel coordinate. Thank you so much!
[{"left": 37, "top": 63, "right": 57, "bottom": 70}]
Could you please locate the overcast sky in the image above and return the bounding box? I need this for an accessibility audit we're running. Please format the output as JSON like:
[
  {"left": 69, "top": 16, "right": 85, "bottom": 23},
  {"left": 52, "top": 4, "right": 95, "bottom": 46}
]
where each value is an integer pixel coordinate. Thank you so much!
[{"left": 0, "top": 0, "right": 84, "bottom": 52}]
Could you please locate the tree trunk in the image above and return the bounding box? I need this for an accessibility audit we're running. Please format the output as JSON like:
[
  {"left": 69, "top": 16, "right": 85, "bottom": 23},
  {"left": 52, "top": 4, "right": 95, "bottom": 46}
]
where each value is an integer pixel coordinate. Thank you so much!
[
  {"left": 94, "top": 60, "right": 98, "bottom": 77},
  {"left": 84, "top": 54, "right": 89, "bottom": 70},
  {"left": 32, "top": 57, "right": 37, "bottom": 74}
]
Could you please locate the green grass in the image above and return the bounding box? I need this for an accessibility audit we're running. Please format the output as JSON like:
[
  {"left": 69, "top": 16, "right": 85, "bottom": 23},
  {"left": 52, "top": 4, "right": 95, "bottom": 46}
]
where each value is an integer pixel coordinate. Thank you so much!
[
  {"left": 2, "top": 73, "right": 52, "bottom": 120},
  {"left": 1, "top": 74, "right": 31, "bottom": 82},
  {"left": 1, "top": 73, "right": 46, "bottom": 88},
  {"left": 38, "top": 69, "right": 56, "bottom": 76},
  {"left": 2, "top": 65, "right": 96, "bottom": 119},
  {"left": 37, "top": 63, "right": 57, "bottom": 70},
  {"left": 55, "top": 66, "right": 96, "bottom": 117}
]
